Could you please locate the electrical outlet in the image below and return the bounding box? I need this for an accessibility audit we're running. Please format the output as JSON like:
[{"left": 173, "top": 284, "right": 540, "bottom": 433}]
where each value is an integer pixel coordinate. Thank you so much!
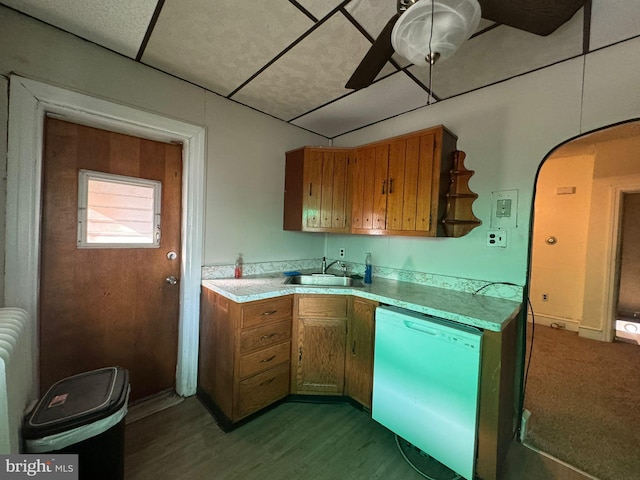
[
  {"left": 339, "top": 247, "right": 346, "bottom": 258},
  {"left": 486, "top": 230, "right": 507, "bottom": 247},
  {"left": 542, "top": 294, "right": 548, "bottom": 301}
]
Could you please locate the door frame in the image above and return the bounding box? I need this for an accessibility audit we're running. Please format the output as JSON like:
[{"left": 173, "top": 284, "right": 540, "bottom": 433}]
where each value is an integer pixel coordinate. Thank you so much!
[
  {"left": 603, "top": 180, "right": 640, "bottom": 342},
  {"left": 5, "top": 75, "right": 206, "bottom": 398}
]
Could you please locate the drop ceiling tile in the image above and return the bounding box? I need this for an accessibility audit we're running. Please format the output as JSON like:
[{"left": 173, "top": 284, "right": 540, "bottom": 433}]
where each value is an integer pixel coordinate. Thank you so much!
[
  {"left": 292, "top": 72, "right": 435, "bottom": 138},
  {"left": 344, "top": 0, "right": 411, "bottom": 67},
  {"left": 345, "top": 0, "right": 397, "bottom": 39},
  {"left": 590, "top": 0, "right": 640, "bottom": 50},
  {"left": 409, "top": 10, "right": 584, "bottom": 100},
  {"left": 231, "top": 12, "right": 387, "bottom": 121},
  {"left": 142, "top": 0, "right": 313, "bottom": 96},
  {"left": 296, "top": 0, "right": 344, "bottom": 20},
  {"left": 0, "top": 0, "right": 156, "bottom": 57}
]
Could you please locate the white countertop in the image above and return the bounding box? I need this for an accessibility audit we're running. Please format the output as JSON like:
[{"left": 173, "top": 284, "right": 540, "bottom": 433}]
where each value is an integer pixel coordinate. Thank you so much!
[{"left": 202, "top": 275, "right": 522, "bottom": 332}]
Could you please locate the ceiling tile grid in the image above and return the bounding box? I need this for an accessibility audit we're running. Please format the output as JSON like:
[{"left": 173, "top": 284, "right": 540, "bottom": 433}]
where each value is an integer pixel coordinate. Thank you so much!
[
  {"left": 296, "top": 0, "right": 345, "bottom": 20},
  {"left": 0, "top": 0, "right": 156, "bottom": 58},
  {"left": 142, "top": 0, "right": 314, "bottom": 96},
  {"left": 590, "top": 0, "right": 640, "bottom": 51},
  {"left": 230, "top": 12, "right": 375, "bottom": 121},
  {"left": 409, "top": 10, "right": 585, "bottom": 101},
  {"left": 4, "top": 0, "right": 628, "bottom": 138},
  {"left": 292, "top": 72, "right": 436, "bottom": 137}
]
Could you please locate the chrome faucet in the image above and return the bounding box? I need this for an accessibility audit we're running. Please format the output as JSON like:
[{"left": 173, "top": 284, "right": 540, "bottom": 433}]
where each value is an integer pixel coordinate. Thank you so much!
[{"left": 321, "top": 257, "right": 340, "bottom": 274}]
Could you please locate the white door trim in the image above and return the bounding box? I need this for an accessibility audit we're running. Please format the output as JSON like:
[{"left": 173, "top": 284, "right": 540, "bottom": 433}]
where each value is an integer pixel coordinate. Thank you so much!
[
  {"left": 5, "top": 75, "right": 205, "bottom": 398},
  {"left": 603, "top": 179, "right": 640, "bottom": 342}
]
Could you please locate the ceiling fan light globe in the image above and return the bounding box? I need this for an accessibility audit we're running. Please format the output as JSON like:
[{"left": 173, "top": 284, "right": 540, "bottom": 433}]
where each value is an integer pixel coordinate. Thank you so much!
[{"left": 391, "top": 0, "right": 481, "bottom": 66}]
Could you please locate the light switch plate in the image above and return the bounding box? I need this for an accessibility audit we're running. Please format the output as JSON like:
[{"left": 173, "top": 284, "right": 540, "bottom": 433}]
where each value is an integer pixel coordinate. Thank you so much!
[{"left": 490, "top": 190, "right": 518, "bottom": 229}]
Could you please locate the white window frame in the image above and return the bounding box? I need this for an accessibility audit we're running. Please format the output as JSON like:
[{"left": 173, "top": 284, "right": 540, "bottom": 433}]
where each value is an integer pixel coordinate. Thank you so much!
[{"left": 77, "top": 170, "right": 162, "bottom": 248}]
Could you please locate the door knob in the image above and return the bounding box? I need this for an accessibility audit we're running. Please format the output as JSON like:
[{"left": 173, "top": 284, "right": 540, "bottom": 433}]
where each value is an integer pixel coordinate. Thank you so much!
[{"left": 165, "top": 276, "right": 178, "bottom": 285}]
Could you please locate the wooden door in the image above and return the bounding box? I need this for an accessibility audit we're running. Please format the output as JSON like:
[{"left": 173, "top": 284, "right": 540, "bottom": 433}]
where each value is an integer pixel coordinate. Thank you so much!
[
  {"left": 386, "top": 140, "right": 407, "bottom": 230},
  {"left": 293, "top": 295, "right": 347, "bottom": 395},
  {"left": 345, "top": 298, "right": 377, "bottom": 409},
  {"left": 39, "top": 118, "right": 182, "bottom": 401},
  {"left": 304, "top": 150, "right": 323, "bottom": 228},
  {"left": 351, "top": 145, "right": 388, "bottom": 233},
  {"left": 295, "top": 317, "right": 346, "bottom": 394},
  {"left": 325, "top": 151, "right": 349, "bottom": 230},
  {"left": 415, "top": 132, "right": 436, "bottom": 232}
]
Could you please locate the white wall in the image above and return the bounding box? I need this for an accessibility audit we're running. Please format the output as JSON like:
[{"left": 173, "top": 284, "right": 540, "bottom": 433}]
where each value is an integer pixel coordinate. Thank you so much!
[
  {"left": 203, "top": 92, "right": 326, "bottom": 264},
  {"left": 0, "top": 6, "right": 327, "bottom": 274}
]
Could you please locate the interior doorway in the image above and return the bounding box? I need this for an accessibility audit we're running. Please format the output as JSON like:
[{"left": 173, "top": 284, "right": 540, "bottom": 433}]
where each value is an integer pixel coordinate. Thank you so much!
[
  {"left": 614, "top": 191, "right": 640, "bottom": 344},
  {"left": 523, "top": 119, "right": 640, "bottom": 479}
]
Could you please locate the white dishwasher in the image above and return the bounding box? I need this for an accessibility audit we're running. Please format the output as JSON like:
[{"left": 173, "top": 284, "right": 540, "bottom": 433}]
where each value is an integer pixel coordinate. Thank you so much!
[{"left": 372, "top": 306, "right": 483, "bottom": 480}]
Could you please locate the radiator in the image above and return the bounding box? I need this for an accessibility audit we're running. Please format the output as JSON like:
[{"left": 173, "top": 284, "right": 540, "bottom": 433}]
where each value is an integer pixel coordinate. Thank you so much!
[{"left": 0, "top": 308, "right": 34, "bottom": 453}]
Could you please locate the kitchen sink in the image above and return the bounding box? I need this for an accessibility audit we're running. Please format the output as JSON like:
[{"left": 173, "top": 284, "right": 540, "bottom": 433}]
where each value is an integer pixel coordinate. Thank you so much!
[{"left": 284, "top": 274, "right": 364, "bottom": 288}]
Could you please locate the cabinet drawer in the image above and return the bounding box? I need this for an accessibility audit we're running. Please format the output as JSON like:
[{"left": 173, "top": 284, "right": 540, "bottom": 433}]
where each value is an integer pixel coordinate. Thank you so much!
[
  {"left": 298, "top": 295, "right": 348, "bottom": 318},
  {"left": 240, "top": 320, "right": 291, "bottom": 353},
  {"left": 241, "top": 296, "right": 292, "bottom": 328},
  {"left": 239, "top": 341, "right": 290, "bottom": 379},
  {"left": 236, "top": 362, "right": 289, "bottom": 419}
]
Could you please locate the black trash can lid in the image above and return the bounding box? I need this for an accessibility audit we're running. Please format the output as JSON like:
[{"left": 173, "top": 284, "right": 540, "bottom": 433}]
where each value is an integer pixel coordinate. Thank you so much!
[{"left": 23, "top": 366, "right": 129, "bottom": 438}]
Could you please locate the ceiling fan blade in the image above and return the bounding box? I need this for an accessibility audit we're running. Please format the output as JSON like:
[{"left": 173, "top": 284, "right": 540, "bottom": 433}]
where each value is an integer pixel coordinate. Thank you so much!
[
  {"left": 478, "top": 0, "right": 587, "bottom": 36},
  {"left": 346, "top": 13, "right": 400, "bottom": 90}
]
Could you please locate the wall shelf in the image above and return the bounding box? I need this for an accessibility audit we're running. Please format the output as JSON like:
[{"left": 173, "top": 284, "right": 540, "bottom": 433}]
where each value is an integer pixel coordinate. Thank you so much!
[{"left": 442, "top": 151, "right": 481, "bottom": 237}]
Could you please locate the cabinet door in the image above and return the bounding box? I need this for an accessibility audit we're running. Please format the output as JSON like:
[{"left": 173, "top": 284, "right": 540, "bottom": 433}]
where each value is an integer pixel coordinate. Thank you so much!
[
  {"left": 351, "top": 145, "right": 388, "bottom": 233},
  {"left": 303, "top": 150, "right": 323, "bottom": 228},
  {"left": 295, "top": 317, "right": 347, "bottom": 395},
  {"left": 415, "top": 132, "right": 436, "bottom": 232},
  {"left": 345, "top": 298, "right": 377, "bottom": 409},
  {"left": 319, "top": 151, "right": 349, "bottom": 230},
  {"left": 386, "top": 139, "right": 407, "bottom": 230},
  {"left": 298, "top": 149, "right": 350, "bottom": 232}
]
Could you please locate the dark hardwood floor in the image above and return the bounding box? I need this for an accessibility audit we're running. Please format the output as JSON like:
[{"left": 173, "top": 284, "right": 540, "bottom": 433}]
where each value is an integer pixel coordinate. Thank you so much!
[{"left": 124, "top": 396, "right": 592, "bottom": 480}]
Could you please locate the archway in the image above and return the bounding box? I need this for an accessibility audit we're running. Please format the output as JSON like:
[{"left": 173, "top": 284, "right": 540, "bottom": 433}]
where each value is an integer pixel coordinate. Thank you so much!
[{"left": 522, "top": 119, "right": 640, "bottom": 479}]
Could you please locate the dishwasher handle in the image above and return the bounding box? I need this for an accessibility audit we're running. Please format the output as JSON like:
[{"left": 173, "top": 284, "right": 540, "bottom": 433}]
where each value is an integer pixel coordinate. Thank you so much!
[{"left": 403, "top": 320, "right": 439, "bottom": 336}]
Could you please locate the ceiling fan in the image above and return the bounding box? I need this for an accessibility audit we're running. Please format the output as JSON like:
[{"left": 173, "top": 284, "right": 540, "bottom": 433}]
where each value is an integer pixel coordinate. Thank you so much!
[{"left": 345, "top": 0, "right": 588, "bottom": 90}]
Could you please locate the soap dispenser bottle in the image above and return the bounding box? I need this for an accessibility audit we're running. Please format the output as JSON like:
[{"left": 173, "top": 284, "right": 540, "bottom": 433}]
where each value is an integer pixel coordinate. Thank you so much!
[
  {"left": 234, "top": 254, "right": 243, "bottom": 279},
  {"left": 364, "top": 253, "right": 372, "bottom": 284}
]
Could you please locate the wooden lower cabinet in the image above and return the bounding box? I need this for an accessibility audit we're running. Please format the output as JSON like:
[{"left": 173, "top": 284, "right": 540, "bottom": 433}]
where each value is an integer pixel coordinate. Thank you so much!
[
  {"left": 344, "top": 297, "right": 377, "bottom": 409},
  {"left": 199, "top": 288, "right": 517, "bottom": 480},
  {"left": 198, "top": 288, "right": 292, "bottom": 424},
  {"left": 291, "top": 295, "right": 348, "bottom": 395}
]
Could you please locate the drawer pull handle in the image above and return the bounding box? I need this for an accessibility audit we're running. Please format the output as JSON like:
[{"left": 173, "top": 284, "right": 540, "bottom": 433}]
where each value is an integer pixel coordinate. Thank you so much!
[
  {"left": 260, "top": 333, "right": 277, "bottom": 340},
  {"left": 260, "top": 355, "right": 276, "bottom": 363},
  {"left": 262, "top": 310, "right": 277, "bottom": 316},
  {"left": 260, "top": 377, "right": 275, "bottom": 387}
]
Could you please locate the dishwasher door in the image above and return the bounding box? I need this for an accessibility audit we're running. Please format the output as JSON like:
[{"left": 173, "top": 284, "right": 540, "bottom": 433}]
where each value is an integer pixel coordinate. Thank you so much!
[{"left": 372, "top": 306, "right": 482, "bottom": 480}]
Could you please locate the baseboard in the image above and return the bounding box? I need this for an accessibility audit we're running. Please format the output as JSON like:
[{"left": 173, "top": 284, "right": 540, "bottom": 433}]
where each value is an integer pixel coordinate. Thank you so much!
[
  {"left": 527, "top": 313, "right": 579, "bottom": 332},
  {"left": 578, "top": 326, "right": 606, "bottom": 342},
  {"left": 126, "top": 390, "right": 184, "bottom": 424}
]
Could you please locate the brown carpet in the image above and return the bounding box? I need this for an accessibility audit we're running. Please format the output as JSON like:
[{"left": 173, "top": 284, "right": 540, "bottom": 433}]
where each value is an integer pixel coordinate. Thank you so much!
[{"left": 523, "top": 323, "right": 640, "bottom": 480}]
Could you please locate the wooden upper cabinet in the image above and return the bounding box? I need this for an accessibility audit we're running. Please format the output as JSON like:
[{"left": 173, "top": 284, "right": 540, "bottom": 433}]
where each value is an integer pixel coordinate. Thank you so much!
[
  {"left": 350, "top": 126, "right": 457, "bottom": 236},
  {"left": 284, "top": 125, "right": 467, "bottom": 237},
  {"left": 284, "top": 147, "right": 351, "bottom": 233}
]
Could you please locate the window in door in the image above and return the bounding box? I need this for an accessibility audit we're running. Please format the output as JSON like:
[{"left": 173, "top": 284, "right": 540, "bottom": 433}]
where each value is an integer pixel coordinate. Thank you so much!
[{"left": 77, "top": 169, "right": 161, "bottom": 248}]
